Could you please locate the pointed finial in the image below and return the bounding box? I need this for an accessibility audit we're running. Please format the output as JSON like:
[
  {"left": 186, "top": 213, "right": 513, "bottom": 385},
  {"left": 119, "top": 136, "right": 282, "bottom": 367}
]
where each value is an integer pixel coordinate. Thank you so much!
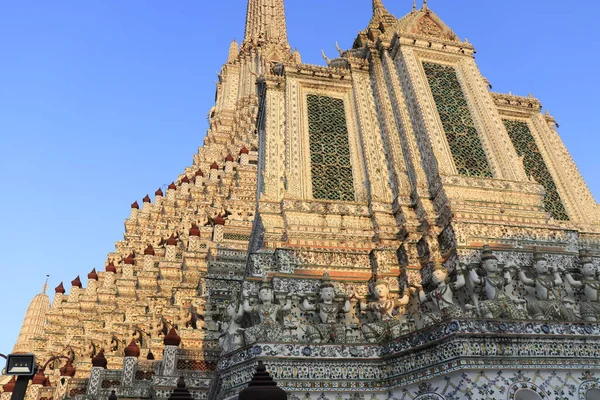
[
  {"left": 42, "top": 275, "right": 50, "bottom": 294},
  {"left": 422, "top": 0, "right": 428, "bottom": 10},
  {"left": 373, "top": 0, "right": 384, "bottom": 13},
  {"left": 321, "top": 49, "right": 330, "bottom": 65},
  {"left": 335, "top": 42, "right": 343, "bottom": 56}
]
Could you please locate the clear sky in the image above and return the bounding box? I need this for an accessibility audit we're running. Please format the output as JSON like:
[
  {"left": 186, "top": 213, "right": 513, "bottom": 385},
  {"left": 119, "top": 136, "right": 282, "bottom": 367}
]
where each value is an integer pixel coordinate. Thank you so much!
[{"left": 0, "top": 0, "right": 598, "bottom": 353}]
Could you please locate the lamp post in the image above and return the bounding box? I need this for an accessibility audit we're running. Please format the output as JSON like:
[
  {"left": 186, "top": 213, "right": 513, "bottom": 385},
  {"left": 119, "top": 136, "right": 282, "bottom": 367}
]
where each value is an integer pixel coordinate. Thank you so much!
[
  {"left": 2, "top": 354, "right": 73, "bottom": 400},
  {"left": 3, "top": 353, "right": 36, "bottom": 400}
]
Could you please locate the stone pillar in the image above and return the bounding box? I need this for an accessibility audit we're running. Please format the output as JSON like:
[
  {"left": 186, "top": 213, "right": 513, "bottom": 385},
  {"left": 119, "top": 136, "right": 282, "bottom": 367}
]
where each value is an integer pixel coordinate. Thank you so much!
[
  {"left": 129, "top": 201, "right": 139, "bottom": 219},
  {"left": 162, "top": 328, "right": 181, "bottom": 376},
  {"left": 121, "top": 357, "right": 137, "bottom": 387},
  {"left": 213, "top": 225, "right": 224, "bottom": 242},
  {"left": 167, "top": 182, "right": 177, "bottom": 201},
  {"left": 87, "top": 350, "right": 108, "bottom": 395},
  {"left": 142, "top": 195, "right": 152, "bottom": 212},
  {"left": 224, "top": 154, "right": 234, "bottom": 173},
  {"left": 194, "top": 169, "right": 204, "bottom": 187},
  {"left": 209, "top": 162, "right": 219, "bottom": 181},
  {"left": 188, "top": 225, "right": 200, "bottom": 251},
  {"left": 143, "top": 245, "right": 155, "bottom": 269},
  {"left": 154, "top": 188, "right": 164, "bottom": 206},
  {"left": 122, "top": 340, "right": 140, "bottom": 387},
  {"left": 86, "top": 367, "right": 105, "bottom": 396},
  {"left": 87, "top": 269, "right": 98, "bottom": 294},
  {"left": 239, "top": 147, "right": 249, "bottom": 165},
  {"left": 180, "top": 176, "right": 190, "bottom": 193},
  {"left": 166, "top": 235, "right": 178, "bottom": 261}
]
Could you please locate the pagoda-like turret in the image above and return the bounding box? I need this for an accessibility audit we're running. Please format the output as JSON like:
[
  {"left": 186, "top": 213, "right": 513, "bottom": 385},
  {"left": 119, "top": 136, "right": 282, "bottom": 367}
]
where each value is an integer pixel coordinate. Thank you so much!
[{"left": 12, "top": 279, "right": 50, "bottom": 353}]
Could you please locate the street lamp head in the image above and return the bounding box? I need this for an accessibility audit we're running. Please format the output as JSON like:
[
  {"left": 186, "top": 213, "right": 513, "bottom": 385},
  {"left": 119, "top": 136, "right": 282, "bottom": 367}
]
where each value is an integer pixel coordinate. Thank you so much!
[{"left": 5, "top": 354, "right": 36, "bottom": 377}]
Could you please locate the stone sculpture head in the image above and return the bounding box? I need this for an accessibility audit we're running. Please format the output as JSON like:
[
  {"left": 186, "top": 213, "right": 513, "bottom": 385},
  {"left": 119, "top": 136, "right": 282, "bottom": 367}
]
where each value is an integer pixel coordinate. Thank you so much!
[
  {"left": 373, "top": 280, "right": 390, "bottom": 300},
  {"left": 431, "top": 262, "right": 448, "bottom": 284},
  {"left": 319, "top": 271, "right": 336, "bottom": 302},
  {"left": 258, "top": 278, "right": 274, "bottom": 304},
  {"left": 226, "top": 296, "right": 240, "bottom": 317},
  {"left": 320, "top": 286, "right": 335, "bottom": 302},
  {"left": 579, "top": 249, "right": 596, "bottom": 278},
  {"left": 533, "top": 249, "right": 549, "bottom": 274},
  {"left": 481, "top": 245, "right": 499, "bottom": 273}
]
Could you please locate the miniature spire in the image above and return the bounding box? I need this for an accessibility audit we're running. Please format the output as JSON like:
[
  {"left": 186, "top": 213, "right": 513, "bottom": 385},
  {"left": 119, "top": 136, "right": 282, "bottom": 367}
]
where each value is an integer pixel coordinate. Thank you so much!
[
  {"left": 243, "top": 0, "right": 289, "bottom": 47},
  {"left": 228, "top": 39, "right": 239, "bottom": 62},
  {"left": 413, "top": 0, "right": 417, "bottom": 12},
  {"left": 372, "top": 0, "right": 389, "bottom": 15},
  {"left": 422, "top": 0, "right": 428, "bottom": 10}
]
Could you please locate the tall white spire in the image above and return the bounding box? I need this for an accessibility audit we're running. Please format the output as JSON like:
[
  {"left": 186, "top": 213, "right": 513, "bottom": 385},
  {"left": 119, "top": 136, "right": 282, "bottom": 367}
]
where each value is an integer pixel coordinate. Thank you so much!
[{"left": 243, "top": 0, "right": 289, "bottom": 47}]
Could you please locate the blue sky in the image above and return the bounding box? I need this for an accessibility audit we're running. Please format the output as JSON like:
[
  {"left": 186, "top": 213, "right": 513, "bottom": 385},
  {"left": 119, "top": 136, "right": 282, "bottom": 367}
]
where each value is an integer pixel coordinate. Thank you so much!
[{"left": 0, "top": 0, "right": 598, "bottom": 353}]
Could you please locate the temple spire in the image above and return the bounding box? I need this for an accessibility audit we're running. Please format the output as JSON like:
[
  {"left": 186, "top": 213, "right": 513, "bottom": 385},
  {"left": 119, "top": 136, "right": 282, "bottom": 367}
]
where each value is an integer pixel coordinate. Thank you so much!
[
  {"left": 373, "top": 0, "right": 388, "bottom": 15},
  {"left": 243, "top": 0, "right": 289, "bottom": 47}
]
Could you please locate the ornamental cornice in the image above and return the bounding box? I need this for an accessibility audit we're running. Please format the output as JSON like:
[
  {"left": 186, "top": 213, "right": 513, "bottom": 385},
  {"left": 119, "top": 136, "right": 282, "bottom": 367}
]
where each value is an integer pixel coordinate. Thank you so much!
[
  {"left": 440, "top": 175, "right": 545, "bottom": 195},
  {"left": 388, "top": 33, "right": 475, "bottom": 60},
  {"left": 216, "top": 319, "right": 600, "bottom": 375},
  {"left": 281, "top": 63, "right": 353, "bottom": 81},
  {"left": 492, "top": 92, "right": 542, "bottom": 113},
  {"left": 281, "top": 199, "right": 370, "bottom": 216}
]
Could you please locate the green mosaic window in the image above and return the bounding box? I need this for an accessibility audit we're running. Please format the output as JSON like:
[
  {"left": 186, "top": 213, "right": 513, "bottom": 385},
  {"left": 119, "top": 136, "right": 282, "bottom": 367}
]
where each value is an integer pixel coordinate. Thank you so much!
[
  {"left": 307, "top": 94, "right": 355, "bottom": 201},
  {"left": 503, "top": 120, "right": 569, "bottom": 221},
  {"left": 422, "top": 62, "right": 493, "bottom": 178}
]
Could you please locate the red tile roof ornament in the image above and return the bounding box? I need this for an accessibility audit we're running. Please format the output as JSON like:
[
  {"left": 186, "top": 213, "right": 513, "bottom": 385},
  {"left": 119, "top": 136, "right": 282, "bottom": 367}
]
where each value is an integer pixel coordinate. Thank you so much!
[
  {"left": 71, "top": 276, "right": 82, "bottom": 288},
  {"left": 189, "top": 224, "right": 200, "bottom": 237},
  {"left": 124, "top": 339, "right": 140, "bottom": 358},
  {"left": 163, "top": 327, "right": 181, "bottom": 347},
  {"left": 131, "top": 201, "right": 140, "bottom": 209},
  {"left": 144, "top": 245, "right": 155, "bottom": 256},
  {"left": 239, "top": 146, "right": 249, "bottom": 155},
  {"left": 168, "top": 182, "right": 177, "bottom": 190},
  {"left": 142, "top": 194, "right": 151, "bottom": 203},
  {"left": 124, "top": 253, "right": 135, "bottom": 265},
  {"left": 106, "top": 261, "right": 117, "bottom": 273},
  {"left": 213, "top": 214, "right": 226, "bottom": 226},
  {"left": 87, "top": 268, "right": 98, "bottom": 281},
  {"left": 155, "top": 188, "right": 164, "bottom": 197},
  {"left": 92, "top": 350, "right": 108, "bottom": 368},
  {"left": 55, "top": 282, "right": 66, "bottom": 294},
  {"left": 181, "top": 176, "right": 190, "bottom": 184},
  {"left": 59, "top": 359, "right": 76, "bottom": 377},
  {"left": 166, "top": 234, "right": 178, "bottom": 246},
  {"left": 225, "top": 153, "right": 234, "bottom": 162},
  {"left": 2, "top": 376, "right": 16, "bottom": 392},
  {"left": 195, "top": 169, "right": 204, "bottom": 177},
  {"left": 210, "top": 162, "right": 219, "bottom": 170}
]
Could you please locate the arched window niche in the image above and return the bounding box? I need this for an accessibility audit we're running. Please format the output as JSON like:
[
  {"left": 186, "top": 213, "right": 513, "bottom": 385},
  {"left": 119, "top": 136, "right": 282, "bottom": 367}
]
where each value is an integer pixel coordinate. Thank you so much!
[
  {"left": 514, "top": 388, "right": 543, "bottom": 400},
  {"left": 586, "top": 388, "right": 600, "bottom": 400}
]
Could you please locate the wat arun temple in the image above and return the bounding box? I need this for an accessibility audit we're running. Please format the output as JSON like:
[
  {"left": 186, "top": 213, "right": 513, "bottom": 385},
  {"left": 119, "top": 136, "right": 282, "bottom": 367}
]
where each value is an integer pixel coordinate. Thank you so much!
[{"left": 2, "top": 1, "right": 600, "bottom": 399}]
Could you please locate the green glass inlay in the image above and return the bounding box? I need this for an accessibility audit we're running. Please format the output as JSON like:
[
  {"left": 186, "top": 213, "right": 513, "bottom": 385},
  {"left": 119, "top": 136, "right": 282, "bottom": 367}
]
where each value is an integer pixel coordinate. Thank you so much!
[
  {"left": 503, "top": 119, "right": 569, "bottom": 221},
  {"left": 307, "top": 94, "right": 355, "bottom": 202},
  {"left": 422, "top": 62, "right": 493, "bottom": 178}
]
